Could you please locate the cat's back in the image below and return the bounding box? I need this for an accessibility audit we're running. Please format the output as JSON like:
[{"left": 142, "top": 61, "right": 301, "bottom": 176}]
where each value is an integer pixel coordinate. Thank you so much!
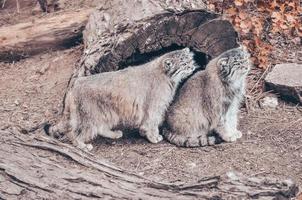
[
  {"left": 74, "top": 64, "right": 158, "bottom": 92},
  {"left": 167, "top": 65, "right": 224, "bottom": 123},
  {"left": 170, "top": 70, "right": 209, "bottom": 107}
]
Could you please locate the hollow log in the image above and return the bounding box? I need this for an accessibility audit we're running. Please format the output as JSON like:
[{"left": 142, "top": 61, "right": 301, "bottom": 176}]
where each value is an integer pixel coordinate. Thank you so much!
[
  {"left": 0, "top": 130, "right": 299, "bottom": 199},
  {"left": 0, "top": 9, "right": 92, "bottom": 62},
  {"left": 75, "top": 0, "right": 238, "bottom": 78}
]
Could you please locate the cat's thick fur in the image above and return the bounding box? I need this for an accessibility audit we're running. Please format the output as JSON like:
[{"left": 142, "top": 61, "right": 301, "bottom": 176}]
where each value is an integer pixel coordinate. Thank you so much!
[
  {"left": 47, "top": 48, "right": 198, "bottom": 150},
  {"left": 163, "top": 46, "right": 251, "bottom": 147}
]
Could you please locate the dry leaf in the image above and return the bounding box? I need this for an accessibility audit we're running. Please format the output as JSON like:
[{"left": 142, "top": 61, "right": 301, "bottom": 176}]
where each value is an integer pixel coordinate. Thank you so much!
[
  {"left": 208, "top": 0, "right": 300, "bottom": 69},
  {"left": 271, "top": 12, "right": 283, "bottom": 22},
  {"left": 234, "top": 0, "right": 243, "bottom": 7}
]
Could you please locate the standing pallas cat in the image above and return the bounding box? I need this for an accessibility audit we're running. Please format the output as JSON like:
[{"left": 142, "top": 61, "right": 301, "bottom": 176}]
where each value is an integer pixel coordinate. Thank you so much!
[
  {"left": 164, "top": 46, "right": 251, "bottom": 147},
  {"left": 46, "top": 48, "right": 199, "bottom": 150}
]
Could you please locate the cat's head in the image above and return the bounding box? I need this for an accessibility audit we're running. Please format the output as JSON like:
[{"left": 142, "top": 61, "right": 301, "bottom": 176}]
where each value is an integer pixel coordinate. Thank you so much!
[
  {"left": 162, "top": 48, "right": 199, "bottom": 83},
  {"left": 216, "top": 46, "right": 251, "bottom": 82}
]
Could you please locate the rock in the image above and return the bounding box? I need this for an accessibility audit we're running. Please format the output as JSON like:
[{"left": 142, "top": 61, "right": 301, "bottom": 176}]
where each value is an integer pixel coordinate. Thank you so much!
[
  {"left": 14, "top": 100, "right": 20, "bottom": 106},
  {"left": 265, "top": 63, "right": 302, "bottom": 103},
  {"left": 260, "top": 95, "right": 279, "bottom": 109}
]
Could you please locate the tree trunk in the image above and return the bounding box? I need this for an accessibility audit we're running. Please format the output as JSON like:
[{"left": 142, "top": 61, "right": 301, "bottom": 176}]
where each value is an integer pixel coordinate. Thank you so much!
[
  {"left": 0, "top": 9, "right": 92, "bottom": 62},
  {"left": 0, "top": 130, "right": 298, "bottom": 199}
]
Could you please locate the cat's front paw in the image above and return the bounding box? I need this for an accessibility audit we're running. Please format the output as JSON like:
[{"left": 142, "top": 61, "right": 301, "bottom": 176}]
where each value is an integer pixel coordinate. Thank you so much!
[
  {"left": 147, "top": 134, "right": 163, "bottom": 143},
  {"left": 76, "top": 141, "right": 94, "bottom": 151},
  {"left": 219, "top": 129, "right": 242, "bottom": 142},
  {"left": 221, "top": 132, "right": 238, "bottom": 142},
  {"left": 85, "top": 143, "right": 94, "bottom": 151},
  {"left": 113, "top": 130, "right": 123, "bottom": 139},
  {"left": 140, "top": 127, "right": 163, "bottom": 143}
]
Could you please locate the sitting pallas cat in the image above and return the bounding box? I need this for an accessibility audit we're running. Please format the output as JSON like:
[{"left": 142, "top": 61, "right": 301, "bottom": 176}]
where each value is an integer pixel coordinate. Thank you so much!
[
  {"left": 163, "top": 46, "right": 251, "bottom": 147},
  {"left": 46, "top": 48, "right": 199, "bottom": 151}
]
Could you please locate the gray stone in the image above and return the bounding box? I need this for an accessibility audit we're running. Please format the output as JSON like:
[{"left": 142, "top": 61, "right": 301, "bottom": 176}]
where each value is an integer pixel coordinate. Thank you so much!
[
  {"left": 265, "top": 63, "right": 302, "bottom": 103},
  {"left": 260, "top": 95, "right": 279, "bottom": 109}
]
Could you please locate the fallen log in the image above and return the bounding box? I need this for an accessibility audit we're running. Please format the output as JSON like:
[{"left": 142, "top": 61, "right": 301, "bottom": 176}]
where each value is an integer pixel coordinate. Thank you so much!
[
  {"left": 0, "top": 130, "right": 299, "bottom": 199},
  {"left": 75, "top": 0, "right": 238, "bottom": 78},
  {"left": 0, "top": 9, "right": 92, "bottom": 62}
]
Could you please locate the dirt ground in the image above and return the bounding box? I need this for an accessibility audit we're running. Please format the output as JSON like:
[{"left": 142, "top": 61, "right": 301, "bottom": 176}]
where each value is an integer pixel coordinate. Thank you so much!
[
  {"left": 0, "top": 45, "right": 301, "bottom": 187},
  {"left": 0, "top": 0, "right": 99, "bottom": 26},
  {"left": 0, "top": 0, "right": 301, "bottom": 194}
]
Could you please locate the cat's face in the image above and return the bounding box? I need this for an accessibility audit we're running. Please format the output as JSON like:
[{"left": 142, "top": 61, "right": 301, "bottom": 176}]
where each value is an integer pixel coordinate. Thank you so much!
[
  {"left": 163, "top": 48, "right": 199, "bottom": 82},
  {"left": 217, "top": 46, "right": 251, "bottom": 81}
]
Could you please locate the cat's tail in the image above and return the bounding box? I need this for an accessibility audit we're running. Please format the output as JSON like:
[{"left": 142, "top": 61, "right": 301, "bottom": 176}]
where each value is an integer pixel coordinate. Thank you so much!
[
  {"left": 19, "top": 121, "right": 50, "bottom": 134},
  {"left": 162, "top": 128, "right": 217, "bottom": 147},
  {"left": 43, "top": 121, "right": 68, "bottom": 140},
  {"left": 44, "top": 92, "right": 73, "bottom": 141},
  {"left": 15, "top": 120, "right": 67, "bottom": 141}
]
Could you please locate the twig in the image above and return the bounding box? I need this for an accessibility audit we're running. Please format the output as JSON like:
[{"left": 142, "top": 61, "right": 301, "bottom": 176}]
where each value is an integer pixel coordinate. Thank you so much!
[
  {"left": 249, "top": 65, "right": 271, "bottom": 93},
  {"left": 249, "top": 115, "right": 278, "bottom": 121},
  {"left": 254, "top": 90, "right": 274, "bottom": 102},
  {"left": 278, "top": 118, "right": 302, "bottom": 133},
  {"left": 16, "top": 0, "right": 20, "bottom": 13},
  {"left": 244, "top": 96, "right": 249, "bottom": 114},
  {"left": 295, "top": 103, "right": 302, "bottom": 113},
  {"left": 49, "top": 80, "right": 69, "bottom": 90},
  {"left": 2, "top": 0, "right": 6, "bottom": 8},
  {"left": 295, "top": 145, "right": 302, "bottom": 151}
]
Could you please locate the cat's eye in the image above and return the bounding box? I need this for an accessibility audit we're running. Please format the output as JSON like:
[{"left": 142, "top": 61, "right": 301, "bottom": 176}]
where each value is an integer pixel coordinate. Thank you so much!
[
  {"left": 164, "top": 59, "right": 173, "bottom": 68},
  {"left": 218, "top": 58, "right": 228, "bottom": 67}
]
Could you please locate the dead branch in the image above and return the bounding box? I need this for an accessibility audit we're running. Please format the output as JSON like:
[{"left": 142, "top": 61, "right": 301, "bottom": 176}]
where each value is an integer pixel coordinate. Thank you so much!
[{"left": 0, "top": 130, "right": 298, "bottom": 199}]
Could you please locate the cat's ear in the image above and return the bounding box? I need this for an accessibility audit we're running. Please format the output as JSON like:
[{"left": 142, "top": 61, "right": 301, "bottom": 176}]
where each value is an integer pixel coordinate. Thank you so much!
[{"left": 164, "top": 59, "right": 173, "bottom": 72}]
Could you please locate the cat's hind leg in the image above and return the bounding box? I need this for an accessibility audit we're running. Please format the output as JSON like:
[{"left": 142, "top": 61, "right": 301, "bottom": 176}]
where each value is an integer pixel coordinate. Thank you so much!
[{"left": 72, "top": 125, "right": 97, "bottom": 151}]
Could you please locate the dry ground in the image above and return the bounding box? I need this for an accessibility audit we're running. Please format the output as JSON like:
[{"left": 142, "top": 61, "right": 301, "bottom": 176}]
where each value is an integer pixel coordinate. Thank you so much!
[
  {"left": 0, "top": 0, "right": 99, "bottom": 26},
  {"left": 0, "top": 46, "right": 301, "bottom": 188},
  {"left": 0, "top": 0, "right": 301, "bottom": 196}
]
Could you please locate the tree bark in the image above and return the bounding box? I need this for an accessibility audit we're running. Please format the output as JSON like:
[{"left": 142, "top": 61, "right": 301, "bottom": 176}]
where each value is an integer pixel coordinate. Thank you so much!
[
  {"left": 75, "top": 0, "right": 238, "bottom": 79},
  {"left": 0, "top": 130, "right": 298, "bottom": 199},
  {"left": 0, "top": 9, "right": 92, "bottom": 62},
  {"left": 37, "top": 0, "right": 48, "bottom": 12}
]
